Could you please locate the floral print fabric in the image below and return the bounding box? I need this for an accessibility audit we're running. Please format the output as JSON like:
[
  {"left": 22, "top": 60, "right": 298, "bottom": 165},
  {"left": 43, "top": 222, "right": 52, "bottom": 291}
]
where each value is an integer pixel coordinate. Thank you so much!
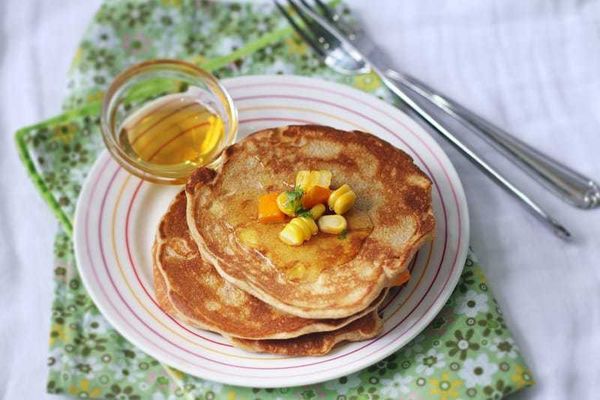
[{"left": 15, "top": 0, "right": 534, "bottom": 398}]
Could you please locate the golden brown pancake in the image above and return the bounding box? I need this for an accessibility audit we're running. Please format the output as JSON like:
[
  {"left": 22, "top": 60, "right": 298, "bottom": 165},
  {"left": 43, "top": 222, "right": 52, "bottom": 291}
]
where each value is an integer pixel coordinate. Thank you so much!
[
  {"left": 230, "top": 311, "right": 383, "bottom": 356},
  {"left": 155, "top": 265, "right": 383, "bottom": 356},
  {"left": 153, "top": 191, "right": 386, "bottom": 340},
  {"left": 186, "top": 125, "right": 435, "bottom": 319}
]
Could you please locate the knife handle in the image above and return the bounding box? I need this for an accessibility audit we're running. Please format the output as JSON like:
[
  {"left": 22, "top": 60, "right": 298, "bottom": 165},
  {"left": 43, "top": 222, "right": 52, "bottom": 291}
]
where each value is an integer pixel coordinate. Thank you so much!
[{"left": 385, "top": 69, "right": 600, "bottom": 210}]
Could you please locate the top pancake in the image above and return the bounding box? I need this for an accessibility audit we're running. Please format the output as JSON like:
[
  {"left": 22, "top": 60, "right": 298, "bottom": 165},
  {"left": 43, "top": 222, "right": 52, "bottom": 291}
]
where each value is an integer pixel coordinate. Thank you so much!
[{"left": 186, "top": 125, "right": 435, "bottom": 319}]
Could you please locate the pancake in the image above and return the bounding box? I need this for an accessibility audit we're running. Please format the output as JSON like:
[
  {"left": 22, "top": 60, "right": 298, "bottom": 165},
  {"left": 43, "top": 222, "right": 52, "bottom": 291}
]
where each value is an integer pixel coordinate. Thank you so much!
[
  {"left": 185, "top": 125, "right": 435, "bottom": 319},
  {"left": 153, "top": 191, "right": 386, "bottom": 340},
  {"left": 155, "top": 264, "right": 383, "bottom": 355},
  {"left": 230, "top": 311, "right": 383, "bottom": 356}
]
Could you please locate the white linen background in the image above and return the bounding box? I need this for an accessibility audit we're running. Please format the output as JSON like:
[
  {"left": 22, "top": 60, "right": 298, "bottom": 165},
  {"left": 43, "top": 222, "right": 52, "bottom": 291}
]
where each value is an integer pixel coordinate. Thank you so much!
[{"left": 1, "top": 0, "right": 599, "bottom": 399}]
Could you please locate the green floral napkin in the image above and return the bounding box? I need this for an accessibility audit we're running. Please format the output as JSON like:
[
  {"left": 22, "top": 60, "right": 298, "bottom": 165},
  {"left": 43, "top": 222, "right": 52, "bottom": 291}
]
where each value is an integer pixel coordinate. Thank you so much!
[{"left": 16, "top": 1, "right": 534, "bottom": 399}]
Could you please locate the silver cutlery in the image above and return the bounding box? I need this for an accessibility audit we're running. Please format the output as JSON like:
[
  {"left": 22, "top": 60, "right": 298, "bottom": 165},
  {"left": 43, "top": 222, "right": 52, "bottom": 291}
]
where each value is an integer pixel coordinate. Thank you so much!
[
  {"left": 386, "top": 70, "right": 600, "bottom": 210},
  {"left": 281, "top": 0, "right": 599, "bottom": 211},
  {"left": 275, "top": 0, "right": 578, "bottom": 240}
]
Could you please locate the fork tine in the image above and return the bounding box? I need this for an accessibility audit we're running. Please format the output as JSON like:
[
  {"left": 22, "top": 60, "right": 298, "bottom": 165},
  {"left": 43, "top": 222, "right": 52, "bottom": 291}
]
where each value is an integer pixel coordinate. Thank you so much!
[
  {"left": 312, "top": 0, "right": 337, "bottom": 23},
  {"left": 299, "top": 0, "right": 341, "bottom": 32},
  {"left": 274, "top": 0, "right": 326, "bottom": 57},
  {"left": 311, "top": 0, "right": 355, "bottom": 38},
  {"left": 286, "top": 0, "right": 341, "bottom": 49},
  {"left": 285, "top": 0, "right": 327, "bottom": 46},
  {"left": 276, "top": 0, "right": 370, "bottom": 74}
]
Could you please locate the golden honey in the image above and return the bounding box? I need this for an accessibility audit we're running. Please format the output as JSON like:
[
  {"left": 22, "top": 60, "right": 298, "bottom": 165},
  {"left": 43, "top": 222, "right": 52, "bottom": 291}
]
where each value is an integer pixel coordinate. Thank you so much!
[
  {"left": 235, "top": 204, "right": 373, "bottom": 283},
  {"left": 118, "top": 93, "right": 225, "bottom": 168}
]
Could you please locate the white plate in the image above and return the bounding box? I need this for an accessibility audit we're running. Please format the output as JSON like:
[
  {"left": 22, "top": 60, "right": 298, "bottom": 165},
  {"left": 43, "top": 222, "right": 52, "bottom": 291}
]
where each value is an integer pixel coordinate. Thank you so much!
[{"left": 74, "top": 75, "right": 469, "bottom": 388}]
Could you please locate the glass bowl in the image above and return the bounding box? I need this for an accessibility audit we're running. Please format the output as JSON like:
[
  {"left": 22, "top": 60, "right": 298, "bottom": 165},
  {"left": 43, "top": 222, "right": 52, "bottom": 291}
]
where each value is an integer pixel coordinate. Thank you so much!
[{"left": 100, "top": 59, "right": 238, "bottom": 185}]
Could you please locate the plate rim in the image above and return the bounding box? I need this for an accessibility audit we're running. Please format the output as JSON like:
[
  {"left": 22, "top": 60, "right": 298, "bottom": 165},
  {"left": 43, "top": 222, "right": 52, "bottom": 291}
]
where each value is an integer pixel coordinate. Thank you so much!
[{"left": 73, "top": 74, "right": 470, "bottom": 388}]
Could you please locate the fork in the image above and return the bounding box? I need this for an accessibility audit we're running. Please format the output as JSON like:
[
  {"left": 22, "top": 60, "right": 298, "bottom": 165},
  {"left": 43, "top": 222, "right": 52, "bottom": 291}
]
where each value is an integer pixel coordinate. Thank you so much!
[
  {"left": 277, "top": 0, "right": 599, "bottom": 212},
  {"left": 275, "top": 0, "right": 579, "bottom": 239}
]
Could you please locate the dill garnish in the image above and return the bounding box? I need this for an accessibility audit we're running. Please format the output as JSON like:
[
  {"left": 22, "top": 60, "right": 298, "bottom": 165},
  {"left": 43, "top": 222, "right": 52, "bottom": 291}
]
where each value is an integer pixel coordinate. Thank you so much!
[
  {"left": 297, "top": 209, "right": 312, "bottom": 218},
  {"left": 284, "top": 188, "right": 304, "bottom": 214}
]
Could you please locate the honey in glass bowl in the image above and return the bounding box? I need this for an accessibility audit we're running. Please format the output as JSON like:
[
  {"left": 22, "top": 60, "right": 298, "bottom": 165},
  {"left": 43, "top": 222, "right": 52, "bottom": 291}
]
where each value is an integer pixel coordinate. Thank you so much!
[
  {"left": 101, "top": 60, "right": 238, "bottom": 185},
  {"left": 118, "top": 92, "right": 225, "bottom": 167}
]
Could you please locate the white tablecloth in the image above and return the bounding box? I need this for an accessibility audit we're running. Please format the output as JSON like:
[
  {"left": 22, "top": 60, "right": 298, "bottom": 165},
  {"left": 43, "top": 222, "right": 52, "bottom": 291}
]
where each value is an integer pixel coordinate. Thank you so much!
[{"left": 1, "top": 1, "right": 599, "bottom": 399}]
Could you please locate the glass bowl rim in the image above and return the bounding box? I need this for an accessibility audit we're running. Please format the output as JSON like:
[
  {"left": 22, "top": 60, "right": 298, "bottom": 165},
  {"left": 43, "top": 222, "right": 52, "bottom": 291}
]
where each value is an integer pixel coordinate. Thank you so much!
[{"left": 100, "top": 59, "right": 238, "bottom": 185}]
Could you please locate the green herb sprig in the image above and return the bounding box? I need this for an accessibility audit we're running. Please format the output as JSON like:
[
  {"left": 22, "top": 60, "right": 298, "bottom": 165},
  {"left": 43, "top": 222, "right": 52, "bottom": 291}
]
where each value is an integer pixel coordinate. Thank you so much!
[{"left": 284, "top": 188, "right": 304, "bottom": 214}]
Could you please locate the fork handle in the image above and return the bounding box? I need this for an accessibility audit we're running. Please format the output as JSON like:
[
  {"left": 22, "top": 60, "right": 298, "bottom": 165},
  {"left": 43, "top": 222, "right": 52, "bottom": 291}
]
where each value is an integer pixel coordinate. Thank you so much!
[{"left": 385, "top": 69, "right": 600, "bottom": 209}]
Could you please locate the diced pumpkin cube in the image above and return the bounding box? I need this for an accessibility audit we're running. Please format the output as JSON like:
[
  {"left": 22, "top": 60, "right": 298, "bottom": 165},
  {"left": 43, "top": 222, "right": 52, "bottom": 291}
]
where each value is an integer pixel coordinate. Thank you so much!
[
  {"left": 258, "top": 192, "right": 286, "bottom": 223},
  {"left": 302, "top": 185, "right": 331, "bottom": 209}
]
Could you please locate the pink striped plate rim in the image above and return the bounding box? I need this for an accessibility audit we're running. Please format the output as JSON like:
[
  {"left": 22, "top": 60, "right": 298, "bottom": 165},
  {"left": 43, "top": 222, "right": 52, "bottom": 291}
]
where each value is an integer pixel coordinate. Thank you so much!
[{"left": 73, "top": 75, "right": 469, "bottom": 388}]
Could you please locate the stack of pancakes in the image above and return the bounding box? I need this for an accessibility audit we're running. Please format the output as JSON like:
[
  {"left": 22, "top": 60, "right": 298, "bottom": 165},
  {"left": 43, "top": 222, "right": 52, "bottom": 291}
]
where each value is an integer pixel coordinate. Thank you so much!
[{"left": 153, "top": 125, "right": 435, "bottom": 356}]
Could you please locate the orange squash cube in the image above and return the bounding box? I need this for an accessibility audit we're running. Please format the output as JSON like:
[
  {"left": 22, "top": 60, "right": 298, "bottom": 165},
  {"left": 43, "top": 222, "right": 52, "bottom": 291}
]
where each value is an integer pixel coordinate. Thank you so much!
[
  {"left": 302, "top": 186, "right": 331, "bottom": 209},
  {"left": 258, "top": 192, "right": 287, "bottom": 223}
]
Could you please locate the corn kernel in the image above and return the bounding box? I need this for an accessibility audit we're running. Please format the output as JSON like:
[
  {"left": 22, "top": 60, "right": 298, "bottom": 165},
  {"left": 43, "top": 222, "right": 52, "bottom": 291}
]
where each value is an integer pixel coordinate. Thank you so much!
[
  {"left": 295, "top": 171, "right": 310, "bottom": 190},
  {"left": 318, "top": 215, "right": 348, "bottom": 234},
  {"left": 304, "top": 216, "right": 318, "bottom": 235},
  {"left": 279, "top": 224, "right": 304, "bottom": 246},
  {"left": 290, "top": 218, "right": 312, "bottom": 238},
  {"left": 308, "top": 171, "right": 320, "bottom": 189},
  {"left": 328, "top": 184, "right": 357, "bottom": 214},
  {"left": 279, "top": 216, "right": 317, "bottom": 245},
  {"left": 309, "top": 204, "right": 326, "bottom": 219},
  {"left": 328, "top": 184, "right": 350, "bottom": 209},
  {"left": 276, "top": 191, "right": 299, "bottom": 216},
  {"left": 318, "top": 170, "right": 332, "bottom": 188},
  {"left": 333, "top": 191, "right": 357, "bottom": 215},
  {"left": 295, "top": 170, "right": 332, "bottom": 191}
]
